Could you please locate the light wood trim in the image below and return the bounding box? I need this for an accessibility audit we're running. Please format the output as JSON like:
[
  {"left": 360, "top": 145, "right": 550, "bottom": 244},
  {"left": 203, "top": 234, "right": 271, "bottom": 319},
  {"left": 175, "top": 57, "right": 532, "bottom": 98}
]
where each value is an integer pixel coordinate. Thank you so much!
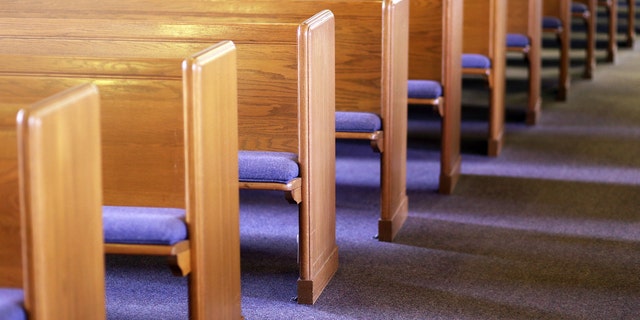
[
  {"left": 17, "top": 84, "right": 105, "bottom": 319},
  {"left": 335, "top": 131, "right": 384, "bottom": 153},
  {"left": 239, "top": 178, "right": 303, "bottom": 204}
]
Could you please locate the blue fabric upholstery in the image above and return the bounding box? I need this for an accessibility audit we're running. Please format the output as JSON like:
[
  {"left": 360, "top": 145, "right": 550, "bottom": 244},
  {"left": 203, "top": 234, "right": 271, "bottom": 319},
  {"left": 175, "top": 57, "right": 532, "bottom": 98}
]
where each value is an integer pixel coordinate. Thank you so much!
[
  {"left": 407, "top": 80, "right": 443, "bottom": 100},
  {"left": 103, "top": 206, "right": 187, "bottom": 245},
  {"left": 461, "top": 53, "right": 491, "bottom": 69},
  {"left": 506, "top": 33, "right": 530, "bottom": 48},
  {"left": 571, "top": 3, "right": 588, "bottom": 13},
  {"left": 542, "top": 16, "right": 562, "bottom": 30},
  {"left": 335, "top": 111, "right": 381, "bottom": 133},
  {"left": 239, "top": 150, "right": 299, "bottom": 183},
  {"left": 0, "top": 289, "right": 26, "bottom": 320}
]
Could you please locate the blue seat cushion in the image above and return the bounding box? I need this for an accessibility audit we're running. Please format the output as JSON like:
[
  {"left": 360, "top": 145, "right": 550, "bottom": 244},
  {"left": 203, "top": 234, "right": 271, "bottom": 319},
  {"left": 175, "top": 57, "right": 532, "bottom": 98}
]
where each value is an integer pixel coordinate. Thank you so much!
[
  {"left": 0, "top": 289, "right": 26, "bottom": 320},
  {"left": 103, "top": 206, "right": 187, "bottom": 245},
  {"left": 408, "top": 80, "right": 443, "bottom": 100},
  {"left": 335, "top": 111, "right": 381, "bottom": 133},
  {"left": 462, "top": 53, "right": 491, "bottom": 69},
  {"left": 239, "top": 150, "right": 299, "bottom": 184},
  {"left": 506, "top": 33, "right": 530, "bottom": 48},
  {"left": 542, "top": 16, "right": 562, "bottom": 30},
  {"left": 571, "top": 3, "right": 588, "bottom": 13}
]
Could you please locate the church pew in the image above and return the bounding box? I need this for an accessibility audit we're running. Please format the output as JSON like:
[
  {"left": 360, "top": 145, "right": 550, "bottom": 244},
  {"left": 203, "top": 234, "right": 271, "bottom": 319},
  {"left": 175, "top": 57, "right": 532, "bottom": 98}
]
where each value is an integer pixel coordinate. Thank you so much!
[
  {"left": 622, "top": 0, "right": 636, "bottom": 47},
  {"left": 507, "top": 0, "right": 543, "bottom": 125},
  {"left": 542, "top": 0, "right": 572, "bottom": 100},
  {"left": 0, "top": 10, "right": 337, "bottom": 305},
  {"left": 0, "top": 42, "right": 243, "bottom": 318},
  {"left": 572, "top": 0, "right": 597, "bottom": 78},
  {"left": 5, "top": 0, "right": 412, "bottom": 242},
  {"left": 462, "top": 0, "right": 507, "bottom": 156},
  {"left": 597, "top": 0, "right": 618, "bottom": 62},
  {"left": 409, "top": 0, "right": 463, "bottom": 194},
  {"left": 0, "top": 84, "right": 105, "bottom": 319}
]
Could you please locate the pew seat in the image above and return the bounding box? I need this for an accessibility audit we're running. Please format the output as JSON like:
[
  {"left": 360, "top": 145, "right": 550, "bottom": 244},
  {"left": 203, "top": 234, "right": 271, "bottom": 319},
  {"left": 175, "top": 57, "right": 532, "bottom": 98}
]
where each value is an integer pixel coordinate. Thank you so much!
[
  {"left": 103, "top": 206, "right": 187, "bottom": 245},
  {"left": 0, "top": 289, "right": 24, "bottom": 320},
  {"left": 507, "top": 33, "right": 531, "bottom": 51},
  {"left": 407, "top": 80, "right": 443, "bottom": 115}
]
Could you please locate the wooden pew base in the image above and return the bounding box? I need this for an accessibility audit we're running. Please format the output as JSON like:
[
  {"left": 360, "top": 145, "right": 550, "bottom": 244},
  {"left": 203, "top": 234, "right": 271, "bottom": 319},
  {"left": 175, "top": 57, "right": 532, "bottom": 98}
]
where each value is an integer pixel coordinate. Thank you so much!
[
  {"left": 439, "top": 155, "right": 461, "bottom": 195},
  {"left": 377, "top": 194, "right": 409, "bottom": 242},
  {"left": 296, "top": 245, "right": 339, "bottom": 304},
  {"left": 105, "top": 240, "right": 191, "bottom": 276},
  {"left": 526, "top": 97, "right": 542, "bottom": 125},
  {"left": 488, "top": 133, "right": 504, "bottom": 157}
]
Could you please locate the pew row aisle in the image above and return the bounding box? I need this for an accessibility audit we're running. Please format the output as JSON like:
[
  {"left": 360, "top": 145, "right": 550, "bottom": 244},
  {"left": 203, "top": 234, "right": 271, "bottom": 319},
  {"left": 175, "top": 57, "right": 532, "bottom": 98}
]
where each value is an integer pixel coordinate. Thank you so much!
[{"left": 0, "top": 84, "right": 105, "bottom": 319}]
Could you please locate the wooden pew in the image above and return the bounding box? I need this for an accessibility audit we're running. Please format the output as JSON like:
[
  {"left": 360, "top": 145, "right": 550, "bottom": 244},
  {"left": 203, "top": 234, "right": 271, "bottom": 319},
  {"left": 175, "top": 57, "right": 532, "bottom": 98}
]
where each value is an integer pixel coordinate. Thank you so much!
[
  {"left": 622, "top": 0, "right": 636, "bottom": 47},
  {"left": 572, "top": 0, "right": 597, "bottom": 78},
  {"left": 0, "top": 42, "right": 243, "bottom": 318},
  {"left": 409, "top": 0, "right": 463, "bottom": 194},
  {"left": 598, "top": 0, "right": 618, "bottom": 62},
  {"left": 0, "top": 84, "right": 105, "bottom": 319},
  {"left": 543, "top": 0, "right": 572, "bottom": 100},
  {"left": 10, "top": 0, "right": 412, "bottom": 242},
  {"left": 462, "top": 0, "right": 507, "bottom": 156},
  {"left": 0, "top": 8, "right": 337, "bottom": 305},
  {"left": 507, "top": 0, "right": 543, "bottom": 125}
]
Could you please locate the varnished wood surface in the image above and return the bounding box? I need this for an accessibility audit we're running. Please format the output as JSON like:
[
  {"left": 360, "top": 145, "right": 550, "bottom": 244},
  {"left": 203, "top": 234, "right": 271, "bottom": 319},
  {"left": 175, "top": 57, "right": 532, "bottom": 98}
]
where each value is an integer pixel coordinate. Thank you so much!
[
  {"left": 410, "top": 0, "right": 462, "bottom": 194},
  {"left": 463, "top": 0, "right": 507, "bottom": 156},
  {"left": 543, "top": 0, "right": 571, "bottom": 100},
  {"left": 0, "top": 5, "right": 338, "bottom": 305},
  {"left": 573, "top": 0, "right": 597, "bottom": 79},
  {"left": 182, "top": 41, "right": 243, "bottom": 319},
  {"left": 507, "top": 0, "right": 543, "bottom": 124},
  {"left": 0, "top": 0, "right": 411, "bottom": 243},
  {"left": 0, "top": 84, "right": 106, "bottom": 318}
]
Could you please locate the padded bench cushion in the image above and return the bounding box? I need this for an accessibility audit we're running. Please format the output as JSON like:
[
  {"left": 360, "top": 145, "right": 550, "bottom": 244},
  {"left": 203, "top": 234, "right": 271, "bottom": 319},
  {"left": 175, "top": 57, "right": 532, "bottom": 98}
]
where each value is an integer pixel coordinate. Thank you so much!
[
  {"left": 335, "top": 111, "right": 382, "bottom": 133},
  {"left": 407, "top": 80, "right": 443, "bottom": 100},
  {"left": 103, "top": 206, "right": 187, "bottom": 245},
  {"left": 506, "top": 33, "right": 530, "bottom": 48},
  {"left": 571, "top": 3, "right": 588, "bottom": 13},
  {"left": 461, "top": 53, "right": 491, "bottom": 69},
  {"left": 239, "top": 150, "right": 299, "bottom": 184},
  {"left": 0, "top": 288, "right": 26, "bottom": 320},
  {"left": 542, "top": 16, "right": 562, "bottom": 30}
]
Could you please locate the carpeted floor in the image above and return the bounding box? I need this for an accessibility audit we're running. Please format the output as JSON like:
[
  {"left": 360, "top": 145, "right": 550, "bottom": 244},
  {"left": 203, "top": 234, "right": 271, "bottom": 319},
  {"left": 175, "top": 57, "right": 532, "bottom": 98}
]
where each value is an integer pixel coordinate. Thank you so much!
[{"left": 104, "top": 9, "right": 640, "bottom": 320}]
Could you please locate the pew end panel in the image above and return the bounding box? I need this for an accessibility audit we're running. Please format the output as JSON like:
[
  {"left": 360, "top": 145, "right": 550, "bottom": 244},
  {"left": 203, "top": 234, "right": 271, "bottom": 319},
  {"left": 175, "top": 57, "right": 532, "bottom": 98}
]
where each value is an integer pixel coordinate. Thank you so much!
[
  {"left": 295, "top": 10, "right": 338, "bottom": 304},
  {"left": 463, "top": 0, "right": 507, "bottom": 157},
  {"left": 17, "top": 84, "right": 106, "bottom": 319},
  {"left": 507, "top": 0, "right": 543, "bottom": 125},
  {"left": 182, "top": 41, "right": 243, "bottom": 320},
  {"left": 543, "top": 0, "right": 572, "bottom": 100},
  {"left": 409, "top": 0, "right": 463, "bottom": 194}
]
